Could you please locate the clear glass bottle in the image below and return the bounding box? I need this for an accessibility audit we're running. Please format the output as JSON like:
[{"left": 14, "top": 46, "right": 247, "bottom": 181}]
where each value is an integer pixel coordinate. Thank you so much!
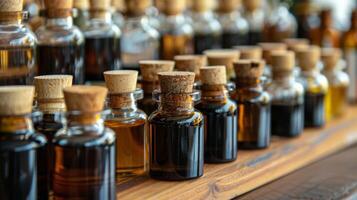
[
  {"left": 112, "top": 0, "right": 125, "bottom": 29},
  {"left": 82, "top": 0, "right": 121, "bottom": 83},
  {"left": 0, "top": 86, "right": 46, "bottom": 200},
  {"left": 296, "top": 46, "right": 328, "bottom": 127},
  {"left": 321, "top": 48, "right": 349, "bottom": 121},
  {"left": 121, "top": 0, "right": 160, "bottom": 70},
  {"left": 216, "top": 0, "right": 249, "bottom": 48},
  {"left": 267, "top": 51, "right": 304, "bottom": 137},
  {"left": 242, "top": 0, "right": 264, "bottom": 45},
  {"left": 292, "top": 0, "right": 319, "bottom": 39},
  {"left": 36, "top": 1, "right": 85, "bottom": 84},
  {"left": 0, "top": 3, "right": 37, "bottom": 85},
  {"left": 196, "top": 66, "right": 237, "bottom": 163},
  {"left": 53, "top": 86, "right": 116, "bottom": 199},
  {"left": 231, "top": 60, "right": 271, "bottom": 149},
  {"left": 103, "top": 70, "right": 148, "bottom": 179},
  {"left": 73, "top": 0, "right": 90, "bottom": 29},
  {"left": 149, "top": 72, "right": 204, "bottom": 180}
]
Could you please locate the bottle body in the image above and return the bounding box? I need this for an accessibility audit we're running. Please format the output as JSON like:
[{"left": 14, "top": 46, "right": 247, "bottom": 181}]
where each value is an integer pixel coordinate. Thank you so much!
[
  {"left": 73, "top": 8, "right": 89, "bottom": 30},
  {"left": 242, "top": 9, "right": 264, "bottom": 45}
]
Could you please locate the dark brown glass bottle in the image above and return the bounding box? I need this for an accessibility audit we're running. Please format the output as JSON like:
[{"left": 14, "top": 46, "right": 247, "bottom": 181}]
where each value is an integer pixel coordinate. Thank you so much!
[{"left": 242, "top": 0, "right": 264, "bottom": 45}]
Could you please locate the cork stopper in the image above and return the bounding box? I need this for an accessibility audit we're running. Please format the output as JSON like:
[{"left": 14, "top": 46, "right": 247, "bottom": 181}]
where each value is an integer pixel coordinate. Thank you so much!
[
  {"left": 0, "top": 86, "right": 34, "bottom": 116},
  {"left": 0, "top": 0, "right": 23, "bottom": 12},
  {"left": 158, "top": 72, "right": 195, "bottom": 93},
  {"left": 112, "top": 0, "right": 124, "bottom": 11},
  {"left": 191, "top": 0, "right": 214, "bottom": 12},
  {"left": 104, "top": 70, "right": 138, "bottom": 93},
  {"left": 296, "top": 45, "right": 321, "bottom": 71},
  {"left": 200, "top": 66, "right": 227, "bottom": 85},
  {"left": 124, "top": 0, "right": 150, "bottom": 16},
  {"left": 259, "top": 43, "right": 287, "bottom": 65},
  {"left": 234, "top": 46, "right": 262, "bottom": 60},
  {"left": 233, "top": 59, "right": 265, "bottom": 79},
  {"left": 44, "top": 0, "right": 73, "bottom": 10},
  {"left": 321, "top": 48, "right": 341, "bottom": 71},
  {"left": 271, "top": 51, "right": 295, "bottom": 73},
  {"left": 216, "top": 0, "right": 239, "bottom": 13},
  {"left": 74, "top": 0, "right": 89, "bottom": 9},
  {"left": 140, "top": 60, "right": 175, "bottom": 82},
  {"left": 204, "top": 49, "right": 240, "bottom": 78},
  {"left": 162, "top": 0, "right": 186, "bottom": 15},
  {"left": 63, "top": 86, "right": 108, "bottom": 112},
  {"left": 283, "top": 38, "right": 309, "bottom": 52},
  {"left": 174, "top": 55, "right": 206, "bottom": 79},
  {"left": 89, "top": 0, "right": 110, "bottom": 10},
  {"left": 242, "top": 0, "right": 261, "bottom": 12}
]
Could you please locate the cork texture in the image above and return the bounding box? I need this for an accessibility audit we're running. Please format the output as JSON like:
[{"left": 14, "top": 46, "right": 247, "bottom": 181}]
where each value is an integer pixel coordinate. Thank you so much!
[
  {"left": 204, "top": 49, "right": 240, "bottom": 64},
  {"left": 140, "top": 60, "right": 175, "bottom": 82},
  {"left": 296, "top": 45, "right": 321, "bottom": 71},
  {"left": 233, "top": 59, "right": 265, "bottom": 78},
  {"left": 124, "top": 0, "right": 150, "bottom": 16},
  {"left": 104, "top": 70, "right": 138, "bottom": 93},
  {"left": 321, "top": 48, "right": 341, "bottom": 71},
  {"left": 0, "top": 86, "right": 34, "bottom": 115},
  {"left": 162, "top": 0, "right": 186, "bottom": 15},
  {"left": 174, "top": 55, "right": 206, "bottom": 78},
  {"left": 112, "top": 0, "right": 124, "bottom": 10},
  {"left": 34, "top": 75, "right": 73, "bottom": 100},
  {"left": 234, "top": 45, "right": 262, "bottom": 60},
  {"left": 0, "top": 0, "right": 23, "bottom": 12},
  {"left": 243, "top": 0, "right": 261, "bottom": 11},
  {"left": 158, "top": 71, "right": 195, "bottom": 93},
  {"left": 191, "top": 0, "right": 214, "bottom": 12},
  {"left": 271, "top": 51, "right": 295, "bottom": 72},
  {"left": 90, "top": 0, "right": 110, "bottom": 10},
  {"left": 259, "top": 43, "right": 287, "bottom": 65},
  {"left": 216, "top": 0, "right": 238, "bottom": 13},
  {"left": 44, "top": 0, "right": 73, "bottom": 10},
  {"left": 200, "top": 66, "right": 227, "bottom": 85},
  {"left": 74, "top": 0, "right": 89, "bottom": 9}
]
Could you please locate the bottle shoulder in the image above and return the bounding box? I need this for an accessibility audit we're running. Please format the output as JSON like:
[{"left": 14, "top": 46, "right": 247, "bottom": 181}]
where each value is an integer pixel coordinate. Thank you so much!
[
  {"left": 233, "top": 88, "right": 271, "bottom": 104},
  {"left": 105, "top": 109, "right": 147, "bottom": 124},
  {"left": 82, "top": 21, "right": 121, "bottom": 38},
  {"left": 148, "top": 110, "right": 203, "bottom": 126},
  {"left": 160, "top": 16, "right": 193, "bottom": 35},
  {"left": 323, "top": 70, "right": 350, "bottom": 87},
  {"left": 191, "top": 13, "right": 222, "bottom": 34},
  {"left": 217, "top": 12, "right": 249, "bottom": 33},
  {"left": 0, "top": 132, "right": 46, "bottom": 152},
  {"left": 36, "top": 25, "right": 84, "bottom": 45},
  {"left": 298, "top": 72, "right": 329, "bottom": 93},
  {"left": 0, "top": 25, "right": 37, "bottom": 47},
  {"left": 266, "top": 81, "right": 304, "bottom": 101},
  {"left": 196, "top": 98, "right": 237, "bottom": 114}
]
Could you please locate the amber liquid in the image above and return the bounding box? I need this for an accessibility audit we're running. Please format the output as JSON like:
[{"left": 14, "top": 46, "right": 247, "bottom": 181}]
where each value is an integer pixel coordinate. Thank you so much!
[
  {"left": 193, "top": 33, "right": 221, "bottom": 54},
  {"left": 160, "top": 34, "right": 193, "bottom": 60},
  {"left": 149, "top": 112, "right": 204, "bottom": 180},
  {"left": 221, "top": 32, "right": 248, "bottom": 48},
  {"left": 325, "top": 85, "right": 348, "bottom": 120},
  {"left": 104, "top": 119, "right": 147, "bottom": 178},
  {"left": 37, "top": 44, "right": 85, "bottom": 84},
  {"left": 138, "top": 94, "right": 157, "bottom": 116},
  {"left": 304, "top": 92, "right": 326, "bottom": 127},
  {"left": 271, "top": 103, "right": 304, "bottom": 137},
  {"left": 84, "top": 37, "right": 121, "bottom": 82},
  {"left": 0, "top": 46, "right": 36, "bottom": 85}
]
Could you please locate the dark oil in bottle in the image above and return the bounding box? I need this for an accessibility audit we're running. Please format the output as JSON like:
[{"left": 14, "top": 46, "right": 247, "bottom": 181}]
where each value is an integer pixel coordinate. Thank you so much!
[
  {"left": 193, "top": 33, "right": 221, "bottom": 54},
  {"left": 84, "top": 37, "right": 121, "bottom": 82},
  {"left": 138, "top": 93, "right": 157, "bottom": 116},
  {"left": 304, "top": 92, "right": 326, "bottom": 127},
  {"left": 222, "top": 32, "right": 248, "bottom": 48},
  {"left": 248, "top": 31, "right": 262, "bottom": 45},
  {"left": 271, "top": 103, "right": 304, "bottom": 137},
  {"left": 37, "top": 44, "right": 85, "bottom": 84},
  {"left": 159, "top": 34, "right": 193, "bottom": 60}
]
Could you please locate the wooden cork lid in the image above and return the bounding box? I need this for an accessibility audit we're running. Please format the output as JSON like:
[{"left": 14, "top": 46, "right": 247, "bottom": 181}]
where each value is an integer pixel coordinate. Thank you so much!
[
  {"left": 192, "top": 0, "right": 214, "bottom": 12},
  {"left": 243, "top": 0, "right": 261, "bottom": 11},
  {"left": 44, "top": 0, "right": 73, "bottom": 10},
  {"left": 234, "top": 45, "right": 262, "bottom": 60},
  {"left": 174, "top": 55, "right": 206, "bottom": 79},
  {"left": 89, "top": 0, "right": 110, "bottom": 10},
  {"left": 271, "top": 51, "right": 295, "bottom": 72},
  {"left": 140, "top": 60, "right": 175, "bottom": 82},
  {"left": 112, "top": 0, "right": 124, "bottom": 10},
  {"left": 321, "top": 48, "right": 341, "bottom": 71},
  {"left": 0, "top": 86, "right": 34, "bottom": 116},
  {"left": 296, "top": 45, "right": 321, "bottom": 71},
  {"left": 104, "top": 70, "right": 138, "bottom": 93},
  {"left": 124, "top": 0, "right": 150, "bottom": 16},
  {"left": 34, "top": 75, "right": 73, "bottom": 100},
  {"left": 259, "top": 43, "right": 287, "bottom": 65},
  {"left": 283, "top": 38, "right": 309, "bottom": 52},
  {"left": 74, "top": 0, "right": 89, "bottom": 9},
  {"left": 162, "top": 0, "right": 186, "bottom": 15},
  {"left": 204, "top": 49, "right": 240, "bottom": 64},
  {"left": 216, "top": 0, "right": 239, "bottom": 13},
  {"left": 200, "top": 66, "right": 227, "bottom": 85},
  {"left": 63, "top": 86, "right": 108, "bottom": 112},
  {"left": 158, "top": 72, "right": 195, "bottom": 93},
  {"left": 233, "top": 59, "right": 265, "bottom": 79},
  {"left": 0, "top": 0, "right": 23, "bottom": 12}
]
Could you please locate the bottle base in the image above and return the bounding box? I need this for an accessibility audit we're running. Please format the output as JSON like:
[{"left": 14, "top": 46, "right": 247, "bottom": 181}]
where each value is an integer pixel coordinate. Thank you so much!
[
  {"left": 238, "top": 142, "right": 269, "bottom": 150},
  {"left": 149, "top": 170, "right": 203, "bottom": 181}
]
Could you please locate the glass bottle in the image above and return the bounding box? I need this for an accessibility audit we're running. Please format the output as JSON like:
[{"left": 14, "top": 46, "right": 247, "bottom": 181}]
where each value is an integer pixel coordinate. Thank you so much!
[
  {"left": 292, "top": 0, "right": 319, "bottom": 39},
  {"left": 103, "top": 70, "right": 148, "bottom": 179},
  {"left": 296, "top": 46, "right": 328, "bottom": 127},
  {"left": 216, "top": 0, "right": 249, "bottom": 48},
  {"left": 174, "top": 54, "right": 206, "bottom": 86},
  {"left": 234, "top": 45, "right": 262, "bottom": 60},
  {"left": 121, "top": 0, "right": 160, "bottom": 70},
  {"left": 204, "top": 49, "right": 240, "bottom": 81},
  {"left": 112, "top": 0, "right": 125, "bottom": 29},
  {"left": 0, "top": 1, "right": 37, "bottom": 85},
  {"left": 231, "top": 60, "right": 271, "bottom": 149},
  {"left": 36, "top": 0, "right": 85, "bottom": 84},
  {"left": 73, "top": 0, "right": 90, "bottom": 29},
  {"left": 242, "top": 0, "right": 264, "bottom": 45},
  {"left": 309, "top": 9, "right": 340, "bottom": 48},
  {"left": 196, "top": 66, "right": 237, "bottom": 163},
  {"left": 82, "top": 0, "right": 121, "bottom": 83},
  {"left": 267, "top": 51, "right": 304, "bottom": 137},
  {"left": 159, "top": 0, "right": 194, "bottom": 60},
  {"left": 190, "top": 0, "right": 221, "bottom": 54},
  {"left": 0, "top": 86, "right": 46, "bottom": 200},
  {"left": 149, "top": 72, "right": 204, "bottom": 180},
  {"left": 321, "top": 48, "right": 349, "bottom": 121},
  {"left": 138, "top": 60, "right": 174, "bottom": 115},
  {"left": 27, "top": 0, "right": 45, "bottom": 31},
  {"left": 53, "top": 86, "right": 116, "bottom": 199}
]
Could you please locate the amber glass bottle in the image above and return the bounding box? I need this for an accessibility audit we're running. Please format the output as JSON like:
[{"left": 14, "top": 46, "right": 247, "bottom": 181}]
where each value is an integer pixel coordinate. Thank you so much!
[
  {"left": 149, "top": 72, "right": 204, "bottom": 180},
  {"left": 232, "top": 60, "right": 271, "bottom": 149},
  {"left": 53, "top": 86, "right": 116, "bottom": 199},
  {"left": 0, "top": 86, "right": 46, "bottom": 200},
  {"left": 196, "top": 66, "right": 237, "bottom": 163},
  {"left": 321, "top": 48, "right": 349, "bottom": 121},
  {"left": 242, "top": 0, "right": 264, "bottom": 45},
  {"left": 296, "top": 46, "right": 328, "bottom": 127},
  {"left": 174, "top": 55, "right": 207, "bottom": 87},
  {"left": 73, "top": 0, "right": 90, "bottom": 29},
  {"left": 204, "top": 49, "right": 240, "bottom": 81},
  {"left": 36, "top": 0, "right": 85, "bottom": 84},
  {"left": 267, "top": 51, "right": 304, "bottom": 137}
]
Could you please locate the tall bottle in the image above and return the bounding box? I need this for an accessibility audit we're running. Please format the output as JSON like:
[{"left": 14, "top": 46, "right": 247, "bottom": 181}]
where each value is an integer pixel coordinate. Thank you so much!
[
  {"left": 121, "top": 0, "right": 160, "bottom": 70},
  {"left": 232, "top": 60, "right": 271, "bottom": 149},
  {"left": 190, "top": 0, "right": 222, "bottom": 54},
  {"left": 234, "top": 45, "right": 263, "bottom": 60},
  {"left": 0, "top": 0, "right": 37, "bottom": 85},
  {"left": 174, "top": 55, "right": 206, "bottom": 85},
  {"left": 196, "top": 66, "right": 237, "bottom": 163},
  {"left": 267, "top": 51, "right": 304, "bottom": 137},
  {"left": 36, "top": 0, "right": 85, "bottom": 84},
  {"left": 296, "top": 46, "right": 328, "bottom": 127},
  {"left": 73, "top": 0, "right": 89, "bottom": 29},
  {"left": 83, "top": 0, "right": 121, "bottom": 83},
  {"left": 204, "top": 49, "right": 240, "bottom": 81},
  {"left": 0, "top": 86, "right": 46, "bottom": 200},
  {"left": 53, "top": 86, "right": 116, "bottom": 199},
  {"left": 149, "top": 72, "right": 204, "bottom": 180},
  {"left": 216, "top": 0, "right": 249, "bottom": 48},
  {"left": 242, "top": 0, "right": 264, "bottom": 45}
]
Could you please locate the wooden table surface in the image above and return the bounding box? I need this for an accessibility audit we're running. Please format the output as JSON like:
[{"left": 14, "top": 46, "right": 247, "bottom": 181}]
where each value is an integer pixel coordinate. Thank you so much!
[{"left": 116, "top": 106, "right": 357, "bottom": 200}]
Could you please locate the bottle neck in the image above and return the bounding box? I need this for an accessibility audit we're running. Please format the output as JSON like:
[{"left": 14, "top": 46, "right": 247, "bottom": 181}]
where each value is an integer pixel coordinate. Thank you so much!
[
  {"left": 235, "top": 77, "right": 261, "bottom": 88},
  {"left": 36, "top": 98, "right": 66, "bottom": 114},
  {"left": 125, "top": 15, "right": 148, "bottom": 27},
  {"left": 45, "top": 16, "right": 73, "bottom": 27},
  {"left": 272, "top": 71, "right": 294, "bottom": 84},
  {"left": 200, "top": 84, "right": 229, "bottom": 103},
  {"left": 0, "top": 114, "right": 33, "bottom": 133},
  {"left": 66, "top": 111, "right": 104, "bottom": 126},
  {"left": 108, "top": 93, "right": 138, "bottom": 113},
  {"left": 0, "top": 11, "right": 25, "bottom": 25},
  {"left": 141, "top": 80, "right": 159, "bottom": 95},
  {"left": 89, "top": 10, "right": 112, "bottom": 22},
  {"left": 158, "top": 93, "right": 195, "bottom": 115}
]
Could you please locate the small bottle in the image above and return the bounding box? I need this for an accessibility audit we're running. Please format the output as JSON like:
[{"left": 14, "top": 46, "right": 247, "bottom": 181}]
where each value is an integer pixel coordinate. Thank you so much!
[
  {"left": 242, "top": 0, "right": 264, "bottom": 45},
  {"left": 149, "top": 72, "right": 204, "bottom": 180},
  {"left": 0, "top": 0, "right": 37, "bottom": 85},
  {"left": 216, "top": 0, "right": 249, "bottom": 48},
  {"left": 174, "top": 54, "right": 207, "bottom": 86},
  {"left": 0, "top": 86, "right": 46, "bottom": 200},
  {"left": 267, "top": 51, "right": 304, "bottom": 137},
  {"left": 190, "top": 0, "right": 222, "bottom": 54},
  {"left": 73, "top": 0, "right": 90, "bottom": 29},
  {"left": 204, "top": 49, "right": 240, "bottom": 81},
  {"left": 321, "top": 48, "right": 349, "bottom": 120},
  {"left": 292, "top": 0, "right": 319, "bottom": 39},
  {"left": 36, "top": 0, "right": 85, "bottom": 84},
  {"left": 234, "top": 45, "right": 263, "bottom": 60},
  {"left": 159, "top": 0, "right": 193, "bottom": 60},
  {"left": 232, "top": 60, "right": 271, "bottom": 149},
  {"left": 83, "top": 0, "right": 121, "bottom": 83},
  {"left": 309, "top": 9, "right": 340, "bottom": 48},
  {"left": 121, "top": 0, "right": 160, "bottom": 70},
  {"left": 33, "top": 75, "right": 72, "bottom": 199},
  {"left": 138, "top": 60, "right": 175, "bottom": 115},
  {"left": 103, "top": 70, "right": 148, "bottom": 178},
  {"left": 112, "top": 0, "right": 125, "bottom": 28},
  {"left": 53, "top": 86, "right": 116, "bottom": 199},
  {"left": 296, "top": 46, "right": 328, "bottom": 127},
  {"left": 196, "top": 66, "right": 237, "bottom": 163}
]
